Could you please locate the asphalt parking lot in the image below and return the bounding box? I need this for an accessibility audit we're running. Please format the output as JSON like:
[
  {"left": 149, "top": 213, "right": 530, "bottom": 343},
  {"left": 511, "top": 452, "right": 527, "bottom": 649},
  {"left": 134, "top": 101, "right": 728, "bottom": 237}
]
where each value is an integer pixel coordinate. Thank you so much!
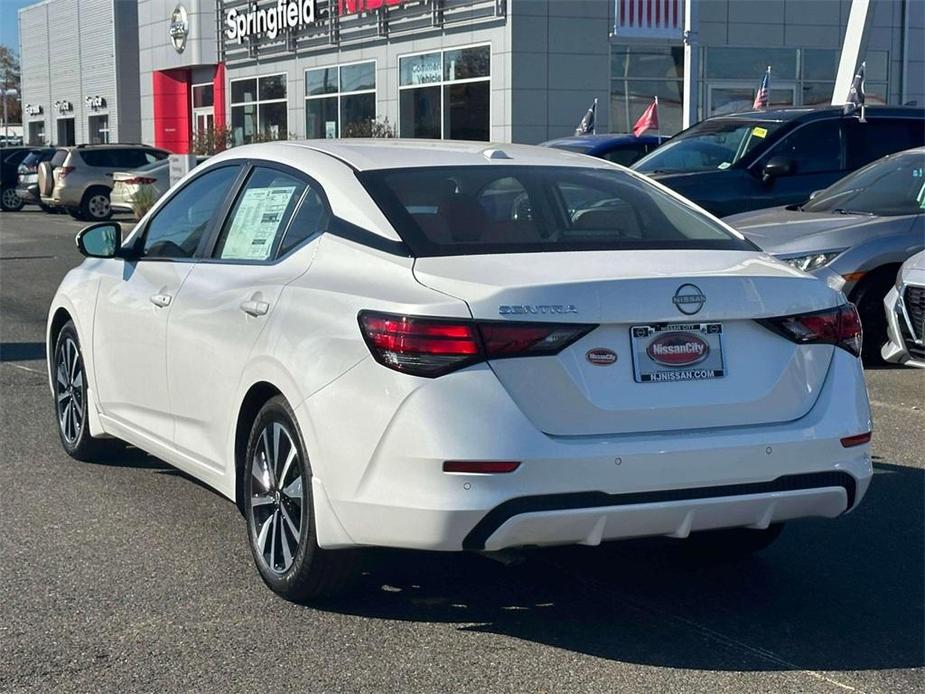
[{"left": 1, "top": 208, "right": 922, "bottom": 693}]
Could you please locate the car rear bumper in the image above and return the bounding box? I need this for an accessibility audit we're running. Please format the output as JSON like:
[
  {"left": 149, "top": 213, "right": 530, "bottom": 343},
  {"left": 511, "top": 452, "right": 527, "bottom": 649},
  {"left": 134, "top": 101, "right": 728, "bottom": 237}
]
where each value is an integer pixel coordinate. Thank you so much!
[
  {"left": 15, "top": 183, "right": 40, "bottom": 203},
  {"left": 882, "top": 285, "right": 925, "bottom": 368},
  {"left": 301, "top": 348, "right": 873, "bottom": 552}
]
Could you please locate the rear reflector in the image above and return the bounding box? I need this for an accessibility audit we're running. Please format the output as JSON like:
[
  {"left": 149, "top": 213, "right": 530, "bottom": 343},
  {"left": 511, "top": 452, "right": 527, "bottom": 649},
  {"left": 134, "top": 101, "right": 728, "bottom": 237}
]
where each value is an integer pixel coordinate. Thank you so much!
[
  {"left": 359, "top": 311, "right": 595, "bottom": 377},
  {"left": 121, "top": 176, "right": 157, "bottom": 185},
  {"left": 840, "top": 432, "right": 872, "bottom": 448},
  {"left": 757, "top": 303, "right": 863, "bottom": 357},
  {"left": 443, "top": 461, "right": 521, "bottom": 474}
]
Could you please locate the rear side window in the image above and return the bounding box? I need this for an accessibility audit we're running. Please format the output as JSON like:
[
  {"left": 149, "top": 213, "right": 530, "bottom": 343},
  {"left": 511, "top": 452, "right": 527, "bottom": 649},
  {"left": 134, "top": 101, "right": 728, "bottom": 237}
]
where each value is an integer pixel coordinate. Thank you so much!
[
  {"left": 79, "top": 149, "right": 151, "bottom": 168},
  {"left": 51, "top": 149, "right": 68, "bottom": 167},
  {"left": 601, "top": 146, "right": 646, "bottom": 166},
  {"left": 771, "top": 120, "right": 843, "bottom": 174},
  {"left": 845, "top": 119, "right": 923, "bottom": 169},
  {"left": 358, "top": 165, "right": 754, "bottom": 257},
  {"left": 213, "top": 167, "right": 307, "bottom": 261}
]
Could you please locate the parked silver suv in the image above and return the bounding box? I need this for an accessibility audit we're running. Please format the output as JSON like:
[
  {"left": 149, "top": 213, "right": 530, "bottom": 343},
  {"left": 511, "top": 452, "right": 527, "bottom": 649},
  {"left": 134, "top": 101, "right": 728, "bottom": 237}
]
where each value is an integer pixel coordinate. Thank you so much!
[{"left": 38, "top": 144, "right": 169, "bottom": 221}]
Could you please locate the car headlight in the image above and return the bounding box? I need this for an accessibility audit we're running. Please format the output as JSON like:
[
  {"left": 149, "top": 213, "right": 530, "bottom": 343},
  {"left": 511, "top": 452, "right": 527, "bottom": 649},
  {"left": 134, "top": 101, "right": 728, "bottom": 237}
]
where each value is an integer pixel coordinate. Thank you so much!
[{"left": 782, "top": 251, "right": 844, "bottom": 273}]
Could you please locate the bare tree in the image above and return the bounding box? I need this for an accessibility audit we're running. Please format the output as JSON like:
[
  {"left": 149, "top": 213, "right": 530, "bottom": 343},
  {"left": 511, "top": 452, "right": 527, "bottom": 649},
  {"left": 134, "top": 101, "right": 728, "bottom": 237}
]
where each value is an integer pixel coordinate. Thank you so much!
[{"left": 0, "top": 45, "right": 22, "bottom": 126}]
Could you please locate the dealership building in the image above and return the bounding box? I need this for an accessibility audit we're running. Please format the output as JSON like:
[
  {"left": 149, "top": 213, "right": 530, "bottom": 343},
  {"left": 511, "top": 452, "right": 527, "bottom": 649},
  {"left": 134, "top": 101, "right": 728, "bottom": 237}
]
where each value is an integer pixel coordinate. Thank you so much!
[{"left": 18, "top": 0, "right": 925, "bottom": 151}]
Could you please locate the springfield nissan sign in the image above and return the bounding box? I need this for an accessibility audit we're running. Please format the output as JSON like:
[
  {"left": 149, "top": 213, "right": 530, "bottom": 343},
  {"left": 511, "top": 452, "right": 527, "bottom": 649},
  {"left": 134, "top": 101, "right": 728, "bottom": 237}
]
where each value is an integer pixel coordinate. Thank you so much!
[{"left": 225, "top": 0, "right": 316, "bottom": 43}]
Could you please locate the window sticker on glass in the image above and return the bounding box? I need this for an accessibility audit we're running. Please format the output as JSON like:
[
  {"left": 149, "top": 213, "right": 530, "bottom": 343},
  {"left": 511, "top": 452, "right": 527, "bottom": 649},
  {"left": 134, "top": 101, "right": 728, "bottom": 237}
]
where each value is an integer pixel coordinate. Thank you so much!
[
  {"left": 221, "top": 186, "right": 297, "bottom": 260},
  {"left": 752, "top": 126, "right": 768, "bottom": 139}
]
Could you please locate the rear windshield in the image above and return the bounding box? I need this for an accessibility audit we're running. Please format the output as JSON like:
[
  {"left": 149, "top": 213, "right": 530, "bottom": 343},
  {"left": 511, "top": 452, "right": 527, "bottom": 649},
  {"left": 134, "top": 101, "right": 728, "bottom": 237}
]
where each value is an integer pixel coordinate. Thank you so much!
[
  {"left": 357, "top": 165, "right": 754, "bottom": 257},
  {"left": 802, "top": 151, "right": 925, "bottom": 217},
  {"left": 51, "top": 149, "right": 69, "bottom": 166}
]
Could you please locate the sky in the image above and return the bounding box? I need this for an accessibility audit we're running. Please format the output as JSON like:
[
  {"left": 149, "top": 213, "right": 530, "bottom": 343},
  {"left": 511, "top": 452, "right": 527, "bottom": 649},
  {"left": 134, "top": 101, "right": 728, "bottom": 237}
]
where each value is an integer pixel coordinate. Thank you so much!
[{"left": 1, "top": 0, "right": 35, "bottom": 55}]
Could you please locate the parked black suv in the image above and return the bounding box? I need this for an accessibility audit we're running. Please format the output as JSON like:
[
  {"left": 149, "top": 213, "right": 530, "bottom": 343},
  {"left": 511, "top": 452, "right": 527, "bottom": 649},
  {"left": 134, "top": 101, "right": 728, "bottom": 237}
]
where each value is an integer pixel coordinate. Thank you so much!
[
  {"left": 633, "top": 106, "right": 925, "bottom": 217},
  {"left": 1, "top": 147, "right": 46, "bottom": 211}
]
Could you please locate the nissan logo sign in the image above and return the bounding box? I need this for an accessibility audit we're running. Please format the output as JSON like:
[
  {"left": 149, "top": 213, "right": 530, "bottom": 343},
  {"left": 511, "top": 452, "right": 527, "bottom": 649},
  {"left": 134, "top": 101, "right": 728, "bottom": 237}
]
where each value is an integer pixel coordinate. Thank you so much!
[
  {"left": 672, "top": 284, "right": 706, "bottom": 315},
  {"left": 170, "top": 4, "right": 189, "bottom": 53}
]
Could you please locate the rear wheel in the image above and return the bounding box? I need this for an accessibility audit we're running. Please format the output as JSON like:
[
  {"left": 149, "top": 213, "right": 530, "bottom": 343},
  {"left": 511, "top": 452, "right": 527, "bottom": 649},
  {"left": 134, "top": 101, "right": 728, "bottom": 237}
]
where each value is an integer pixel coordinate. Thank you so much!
[
  {"left": 244, "top": 396, "right": 357, "bottom": 601},
  {"left": 681, "top": 524, "right": 784, "bottom": 559},
  {"left": 79, "top": 187, "right": 112, "bottom": 221},
  {"left": 1, "top": 187, "right": 23, "bottom": 212},
  {"left": 853, "top": 269, "right": 897, "bottom": 364},
  {"left": 53, "top": 321, "right": 119, "bottom": 461}
]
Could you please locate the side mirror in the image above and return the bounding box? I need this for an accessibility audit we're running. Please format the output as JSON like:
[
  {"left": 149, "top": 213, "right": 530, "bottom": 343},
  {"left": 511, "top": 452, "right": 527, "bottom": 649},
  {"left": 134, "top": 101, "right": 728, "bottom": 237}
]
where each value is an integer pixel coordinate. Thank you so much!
[
  {"left": 761, "top": 156, "right": 794, "bottom": 183},
  {"left": 76, "top": 222, "right": 122, "bottom": 258}
]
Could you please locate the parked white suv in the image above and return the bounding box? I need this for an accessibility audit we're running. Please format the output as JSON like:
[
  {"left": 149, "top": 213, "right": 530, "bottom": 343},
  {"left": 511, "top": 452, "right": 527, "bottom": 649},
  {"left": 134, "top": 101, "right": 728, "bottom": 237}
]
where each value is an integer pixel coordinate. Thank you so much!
[
  {"left": 38, "top": 144, "right": 169, "bottom": 220},
  {"left": 48, "top": 140, "right": 873, "bottom": 601}
]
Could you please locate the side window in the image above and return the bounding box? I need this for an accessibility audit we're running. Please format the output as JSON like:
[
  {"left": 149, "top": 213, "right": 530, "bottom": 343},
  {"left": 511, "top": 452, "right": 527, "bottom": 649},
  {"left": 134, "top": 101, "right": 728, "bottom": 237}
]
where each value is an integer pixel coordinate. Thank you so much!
[
  {"left": 845, "top": 119, "right": 920, "bottom": 169},
  {"left": 143, "top": 165, "right": 240, "bottom": 259},
  {"left": 771, "top": 121, "right": 843, "bottom": 174},
  {"left": 213, "top": 167, "right": 307, "bottom": 261},
  {"left": 78, "top": 150, "right": 113, "bottom": 168},
  {"left": 278, "top": 187, "right": 329, "bottom": 257},
  {"left": 602, "top": 146, "right": 646, "bottom": 166}
]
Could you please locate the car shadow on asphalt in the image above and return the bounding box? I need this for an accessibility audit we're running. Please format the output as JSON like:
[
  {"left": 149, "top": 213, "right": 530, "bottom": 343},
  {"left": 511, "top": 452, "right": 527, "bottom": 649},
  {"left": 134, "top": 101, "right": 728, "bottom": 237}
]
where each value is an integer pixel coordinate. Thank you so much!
[
  {"left": 314, "top": 459, "right": 923, "bottom": 673},
  {"left": 0, "top": 342, "right": 45, "bottom": 362}
]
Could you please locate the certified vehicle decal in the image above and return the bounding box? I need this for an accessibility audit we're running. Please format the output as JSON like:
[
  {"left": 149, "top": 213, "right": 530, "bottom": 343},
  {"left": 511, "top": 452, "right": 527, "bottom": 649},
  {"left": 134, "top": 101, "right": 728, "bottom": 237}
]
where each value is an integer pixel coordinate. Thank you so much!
[
  {"left": 646, "top": 332, "right": 710, "bottom": 367},
  {"left": 586, "top": 348, "right": 617, "bottom": 365}
]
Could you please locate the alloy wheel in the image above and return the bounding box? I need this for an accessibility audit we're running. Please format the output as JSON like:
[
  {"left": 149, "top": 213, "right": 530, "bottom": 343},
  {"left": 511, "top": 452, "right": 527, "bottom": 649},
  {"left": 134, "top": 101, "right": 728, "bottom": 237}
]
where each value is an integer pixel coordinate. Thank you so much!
[
  {"left": 1, "top": 188, "right": 22, "bottom": 210},
  {"left": 88, "top": 194, "right": 110, "bottom": 219},
  {"left": 55, "top": 337, "right": 84, "bottom": 444},
  {"left": 249, "top": 421, "right": 304, "bottom": 574}
]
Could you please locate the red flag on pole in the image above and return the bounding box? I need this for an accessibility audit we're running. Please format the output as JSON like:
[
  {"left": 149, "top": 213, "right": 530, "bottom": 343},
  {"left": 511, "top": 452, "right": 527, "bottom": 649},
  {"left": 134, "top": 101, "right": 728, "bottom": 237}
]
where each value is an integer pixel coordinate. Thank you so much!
[{"left": 632, "top": 98, "right": 659, "bottom": 137}]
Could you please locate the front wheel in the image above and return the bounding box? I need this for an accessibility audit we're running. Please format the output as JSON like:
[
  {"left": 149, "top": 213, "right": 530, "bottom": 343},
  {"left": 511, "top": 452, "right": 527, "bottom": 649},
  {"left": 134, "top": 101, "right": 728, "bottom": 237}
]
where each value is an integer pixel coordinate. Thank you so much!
[
  {"left": 1, "top": 186, "right": 24, "bottom": 212},
  {"left": 244, "top": 396, "right": 357, "bottom": 601},
  {"left": 53, "top": 321, "right": 119, "bottom": 461}
]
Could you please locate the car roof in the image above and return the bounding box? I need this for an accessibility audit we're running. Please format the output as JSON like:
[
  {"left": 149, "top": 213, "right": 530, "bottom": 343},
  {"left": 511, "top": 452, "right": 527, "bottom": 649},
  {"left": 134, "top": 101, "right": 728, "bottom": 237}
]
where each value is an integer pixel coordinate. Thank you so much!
[
  {"left": 247, "top": 139, "right": 620, "bottom": 172},
  {"left": 707, "top": 105, "right": 924, "bottom": 124},
  {"left": 541, "top": 133, "right": 666, "bottom": 152}
]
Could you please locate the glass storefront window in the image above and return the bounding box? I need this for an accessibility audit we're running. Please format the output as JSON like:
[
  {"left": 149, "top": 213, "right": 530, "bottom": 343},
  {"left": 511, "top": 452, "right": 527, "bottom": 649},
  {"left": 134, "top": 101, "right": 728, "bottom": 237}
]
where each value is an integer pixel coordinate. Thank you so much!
[
  {"left": 305, "top": 61, "right": 376, "bottom": 138},
  {"left": 399, "top": 45, "right": 491, "bottom": 141},
  {"left": 443, "top": 46, "right": 490, "bottom": 81},
  {"left": 706, "top": 47, "right": 797, "bottom": 80},
  {"left": 399, "top": 85, "right": 441, "bottom": 139},
  {"left": 709, "top": 87, "right": 793, "bottom": 116},
  {"left": 230, "top": 74, "right": 288, "bottom": 145},
  {"left": 88, "top": 114, "right": 110, "bottom": 144},
  {"left": 231, "top": 78, "right": 257, "bottom": 103},
  {"left": 400, "top": 52, "right": 442, "bottom": 86},
  {"left": 192, "top": 84, "right": 214, "bottom": 109},
  {"left": 28, "top": 121, "right": 46, "bottom": 145},
  {"left": 802, "top": 49, "right": 839, "bottom": 81},
  {"left": 610, "top": 47, "right": 684, "bottom": 136}
]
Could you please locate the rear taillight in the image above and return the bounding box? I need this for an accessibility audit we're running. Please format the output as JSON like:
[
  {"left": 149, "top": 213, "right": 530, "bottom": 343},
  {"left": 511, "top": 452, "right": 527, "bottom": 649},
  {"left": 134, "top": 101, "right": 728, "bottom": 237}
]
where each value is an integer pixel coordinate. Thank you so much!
[
  {"left": 359, "top": 311, "right": 595, "bottom": 377},
  {"left": 121, "top": 177, "right": 157, "bottom": 185},
  {"left": 57, "top": 166, "right": 74, "bottom": 178},
  {"left": 757, "top": 303, "right": 862, "bottom": 357}
]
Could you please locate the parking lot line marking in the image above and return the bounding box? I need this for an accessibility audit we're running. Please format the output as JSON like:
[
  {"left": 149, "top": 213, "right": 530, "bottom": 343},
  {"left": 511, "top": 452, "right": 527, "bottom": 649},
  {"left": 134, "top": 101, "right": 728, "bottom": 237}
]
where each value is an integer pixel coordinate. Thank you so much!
[
  {"left": 3, "top": 363, "right": 45, "bottom": 375},
  {"left": 559, "top": 561, "right": 865, "bottom": 693}
]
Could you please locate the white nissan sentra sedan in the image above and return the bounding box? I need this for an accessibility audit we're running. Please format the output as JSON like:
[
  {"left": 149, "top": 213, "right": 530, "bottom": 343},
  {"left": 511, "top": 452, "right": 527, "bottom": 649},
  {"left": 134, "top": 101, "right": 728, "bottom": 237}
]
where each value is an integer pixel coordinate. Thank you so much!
[{"left": 48, "top": 140, "right": 873, "bottom": 601}]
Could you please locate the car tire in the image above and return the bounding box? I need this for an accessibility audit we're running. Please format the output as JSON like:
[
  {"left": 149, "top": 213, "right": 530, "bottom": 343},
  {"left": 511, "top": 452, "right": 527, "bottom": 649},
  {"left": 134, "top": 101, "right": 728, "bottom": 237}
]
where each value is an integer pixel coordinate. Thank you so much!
[
  {"left": 681, "top": 523, "right": 784, "bottom": 559},
  {"left": 1, "top": 186, "right": 24, "bottom": 212},
  {"left": 52, "top": 321, "right": 121, "bottom": 462},
  {"left": 244, "top": 395, "right": 358, "bottom": 602},
  {"left": 852, "top": 269, "right": 897, "bottom": 364},
  {"left": 80, "top": 187, "right": 112, "bottom": 221}
]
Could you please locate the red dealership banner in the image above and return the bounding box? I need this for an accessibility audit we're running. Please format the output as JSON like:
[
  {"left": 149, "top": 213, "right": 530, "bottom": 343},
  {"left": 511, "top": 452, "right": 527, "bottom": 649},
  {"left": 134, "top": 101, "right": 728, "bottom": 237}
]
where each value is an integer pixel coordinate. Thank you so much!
[{"left": 339, "top": 0, "right": 405, "bottom": 14}]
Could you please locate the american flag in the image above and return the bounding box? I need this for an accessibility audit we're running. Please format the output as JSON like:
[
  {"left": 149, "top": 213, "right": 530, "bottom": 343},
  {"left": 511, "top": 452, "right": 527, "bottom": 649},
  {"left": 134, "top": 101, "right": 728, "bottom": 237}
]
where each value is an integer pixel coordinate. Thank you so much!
[{"left": 753, "top": 67, "right": 770, "bottom": 110}]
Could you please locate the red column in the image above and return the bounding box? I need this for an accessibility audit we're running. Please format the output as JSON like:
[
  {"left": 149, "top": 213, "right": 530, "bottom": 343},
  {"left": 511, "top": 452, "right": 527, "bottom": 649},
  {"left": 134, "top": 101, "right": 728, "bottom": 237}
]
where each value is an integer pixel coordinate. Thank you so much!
[
  {"left": 213, "top": 63, "right": 226, "bottom": 129},
  {"left": 152, "top": 69, "right": 191, "bottom": 153}
]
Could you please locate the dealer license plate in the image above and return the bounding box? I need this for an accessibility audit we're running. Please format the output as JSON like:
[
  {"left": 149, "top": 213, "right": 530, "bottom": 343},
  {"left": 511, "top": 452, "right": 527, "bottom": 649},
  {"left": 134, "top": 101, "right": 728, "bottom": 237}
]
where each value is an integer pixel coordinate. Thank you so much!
[{"left": 630, "top": 323, "right": 726, "bottom": 383}]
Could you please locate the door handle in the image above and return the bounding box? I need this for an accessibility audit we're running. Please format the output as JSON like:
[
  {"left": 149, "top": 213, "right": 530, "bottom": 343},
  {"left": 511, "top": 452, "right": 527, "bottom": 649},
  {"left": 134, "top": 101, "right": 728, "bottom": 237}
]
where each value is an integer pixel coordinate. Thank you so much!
[
  {"left": 240, "top": 300, "right": 269, "bottom": 317},
  {"left": 150, "top": 293, "right": 172, "bottom": 308}
]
